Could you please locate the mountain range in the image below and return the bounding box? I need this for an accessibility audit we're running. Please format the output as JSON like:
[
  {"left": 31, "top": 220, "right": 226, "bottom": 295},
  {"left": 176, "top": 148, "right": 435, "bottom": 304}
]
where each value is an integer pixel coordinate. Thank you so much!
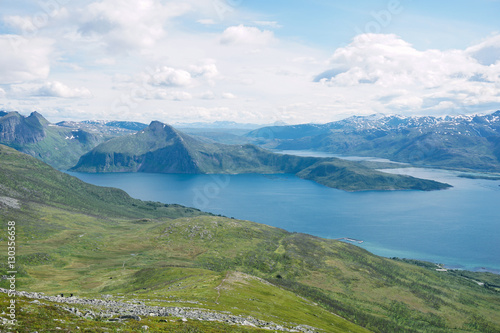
[
  {"left": 71, "top": 120, "right": 450, "bottom": 191},
  {"left": 0, "top": 111, "right": 450, "bottom": 191},
  {"left": 247, "top": 111, "right": 500, "bottom": 172},
  {"left": 56, "top": 119, "right": 147, "bottom": 135},
  {"left": 1, "top": 143, "right": 499, "bottom": 332},
  {"left": 0, "top": 111, "right": 138, "bottom": 170}
]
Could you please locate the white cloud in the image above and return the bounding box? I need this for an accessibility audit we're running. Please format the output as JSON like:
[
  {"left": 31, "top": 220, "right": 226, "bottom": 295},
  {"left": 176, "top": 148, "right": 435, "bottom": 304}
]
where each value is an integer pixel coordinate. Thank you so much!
[
  {"left": 3, "top": 6, "right": 70, "bottom": 36},
  {"left": 466, "top": 34, "right": 500, "bottom": 66},
  {"left": 200, "top": 90, "right": 216, "bottom": 99},
  {"left": 253, "top": 21, "right": 282, "bottom": 29},
  {"left": 148, "top": 66, "right": 192, "bottom": 87},
  {"left": 36, "top": 81, "right": 92, "bottom": 98},
  {"left": 220, "top": 25, "right": 274, "bottom": 45},
  {"left": 2, "top": 1, "right": 499, "bottom": 125},
  {"left": 316, "top": 33, "right": 500, "bottom": 114},
  {"left": 169, "top": 91, "right": 193, "bottom": 101},
  {"left": 321, "top": 34, "right": 480, "bottom": 88},
  {"left": 78, "top": 0, "right": 191, "bottom": 51},
  {"left": 222, "top": 92, "right": 236, "bottom": 99},
  {"left": 197, "top": 19, "right": 216, "bottom": 25},
  {"left": 190, "top": 63, "right": 219, "bottom": 79},
  {"left": 95, "top": 57, "right": 116, "bottom": 65},
  {"left": 3, "top": 15, "right": 40, "bottom": 35},
  {"left": 0, "top": 36, "right": 53, "bottom": 83},
  {"left": 0, "top": 88, "right": 5, "bottom": 98},
  {"left": 11, "top": 81, "right": 92, "bottom": 99},
  {"left": 138, "top": 89, "right": 192, "bottom": 101}
]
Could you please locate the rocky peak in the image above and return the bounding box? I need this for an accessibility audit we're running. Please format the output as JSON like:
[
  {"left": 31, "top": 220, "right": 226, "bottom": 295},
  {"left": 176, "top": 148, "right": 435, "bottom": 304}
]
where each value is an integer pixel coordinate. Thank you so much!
[
  {"left": 147, "top": 121, "right": 179, "bottom": 138},
  {"left": 27, "top": 111, "right": 50, "bottom": 127},
  {"left": 0, "top": 111, "right": 47, "bottom": 145}
]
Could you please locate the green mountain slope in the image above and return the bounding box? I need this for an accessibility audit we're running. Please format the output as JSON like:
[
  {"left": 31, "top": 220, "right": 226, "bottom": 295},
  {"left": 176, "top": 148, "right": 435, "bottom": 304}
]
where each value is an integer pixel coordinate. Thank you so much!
[
  {"left": 0, "top": 145, "right": 367, "bottom": 332},
  {"left": 0, "top": 145, "right": 499, "bottom": 332},
  {"left": 71, "top": 121, "right": 450, "bottom": 191},
  {"left": 0, "top": 111, "right": 111, "bottom": 170},
  {"left": 296, "top": 160, "right": 450, "bottom": 191},
  {"left": 0, "top": 144, "right": 205, "bottom": 219}
]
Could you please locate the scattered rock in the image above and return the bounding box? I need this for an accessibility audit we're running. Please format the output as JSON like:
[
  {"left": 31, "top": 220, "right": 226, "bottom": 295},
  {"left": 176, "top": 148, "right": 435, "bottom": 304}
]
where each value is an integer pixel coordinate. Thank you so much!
[
  {"left": 0, "top": 288, "right": 322, "bottom": 332},
  {"left": 0, "top": 196, "right": 20, "bottom": 209},
  {"left": 120, "top": 314, "right": 141, "bottom": 321}
]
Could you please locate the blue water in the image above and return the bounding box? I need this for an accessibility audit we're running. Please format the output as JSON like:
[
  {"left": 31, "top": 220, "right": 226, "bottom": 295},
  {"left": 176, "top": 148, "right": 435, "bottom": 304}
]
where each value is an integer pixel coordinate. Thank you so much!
[{"left": 67, "top": 159, "right": 500, "bottom": 273}]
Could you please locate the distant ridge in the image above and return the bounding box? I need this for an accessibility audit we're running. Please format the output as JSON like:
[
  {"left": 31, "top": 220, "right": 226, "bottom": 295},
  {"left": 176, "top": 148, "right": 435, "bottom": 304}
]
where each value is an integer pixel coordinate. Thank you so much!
[
  {"left": 77, "top": 120, "right": 148, "bottom": 131},
  {"left": 248, "top": 110, "right": 500, "bottom": 172},
  {"left": 175, "top": 120, "right": 266, "bottom": 130}
]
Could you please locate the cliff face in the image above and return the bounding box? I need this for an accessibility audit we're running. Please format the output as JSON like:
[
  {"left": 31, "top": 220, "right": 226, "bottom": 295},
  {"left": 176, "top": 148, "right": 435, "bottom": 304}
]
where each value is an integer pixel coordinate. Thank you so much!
[
  {"left": 0, "top": 111, "right": 115, "bottom": 170},
  {"left": 0, "top": 111, "right": 47, "bottom": 145}
]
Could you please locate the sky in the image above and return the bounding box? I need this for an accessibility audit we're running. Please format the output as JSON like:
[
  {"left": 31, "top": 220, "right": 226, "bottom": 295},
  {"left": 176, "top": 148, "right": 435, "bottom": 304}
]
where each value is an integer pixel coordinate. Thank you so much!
[{"left": 1, "top": 0, "right": 500, "bottom": 125}]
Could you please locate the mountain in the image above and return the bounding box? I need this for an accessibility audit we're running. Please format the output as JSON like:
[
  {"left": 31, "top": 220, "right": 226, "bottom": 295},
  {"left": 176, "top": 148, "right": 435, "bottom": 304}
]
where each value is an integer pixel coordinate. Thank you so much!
[
  {"left": 296, "top": 160, "right": 451, "bottom": 191},
  {"left": 99, "top": 120, "right": 148, "bottom": 131},
  {"left": 0, "top": 111, "right": 47, "bottom": 145},
  {"left": 0, "top": 144, "right": 203, "bottom": 218},
  {"left": 175, "top": 120, "right": 266, "bottom": 130},
  {"left": 71, "top": 121, "right": 450, "bottom": 191},
  {"left": 0, "top": 112, "right": 150, "bottom": 170},
  {"left": 175, "top": 120, "right": 284, "bottom": 145},
  {"left": 56, "top": 120, "right": 147, "bottom": 136},
  {"left": 0, "top": 112, "right": 113, "bottom": 170},
  {"left": 247, "top": 111, "right": 500, "bottom": 172},
  {"left": 1, "top": 144, "right": 499, "bottom": 332}
]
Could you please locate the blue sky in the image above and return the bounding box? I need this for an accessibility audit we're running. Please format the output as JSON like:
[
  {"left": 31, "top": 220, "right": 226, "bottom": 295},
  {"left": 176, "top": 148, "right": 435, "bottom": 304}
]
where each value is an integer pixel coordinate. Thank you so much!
[
  {"left": 243, "top": 0, "right": 499, "bottom": 47},
  {"left": 0, "top": 0, "right": 499, "bottom": 124}
]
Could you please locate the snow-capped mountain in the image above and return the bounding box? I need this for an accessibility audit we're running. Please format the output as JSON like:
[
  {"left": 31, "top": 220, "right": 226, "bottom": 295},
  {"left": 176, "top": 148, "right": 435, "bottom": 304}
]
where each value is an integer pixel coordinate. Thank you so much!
[{"left": 247, "top": 111, "right": 500, "bottom": 172}]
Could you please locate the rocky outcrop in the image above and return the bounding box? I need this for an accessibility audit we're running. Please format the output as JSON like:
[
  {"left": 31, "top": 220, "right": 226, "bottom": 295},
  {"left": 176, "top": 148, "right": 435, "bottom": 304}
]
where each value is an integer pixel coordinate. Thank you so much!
[
  {"left": 1, "top": 289, "right": 321, "bottom": 332},
  {"left": 0, "top": 111, "right": 47, "bottom": 145}
]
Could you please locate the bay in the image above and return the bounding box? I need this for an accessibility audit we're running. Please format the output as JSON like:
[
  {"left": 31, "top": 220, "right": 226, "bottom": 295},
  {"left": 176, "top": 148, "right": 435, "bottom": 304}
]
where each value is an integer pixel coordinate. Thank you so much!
[{"left": 66, "top": 152, "right": 500, "bottom": 273}]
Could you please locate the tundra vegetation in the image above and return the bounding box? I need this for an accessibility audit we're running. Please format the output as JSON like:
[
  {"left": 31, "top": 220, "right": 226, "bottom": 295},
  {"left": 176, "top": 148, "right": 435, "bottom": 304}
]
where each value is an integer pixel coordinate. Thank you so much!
[{"left": 0, "top": 144, "right": 499, "bottom": 332}]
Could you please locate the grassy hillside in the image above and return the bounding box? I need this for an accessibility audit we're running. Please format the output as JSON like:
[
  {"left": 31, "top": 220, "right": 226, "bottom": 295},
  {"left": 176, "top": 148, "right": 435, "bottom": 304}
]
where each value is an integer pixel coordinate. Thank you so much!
[
  {"left": 296, "top": 160, "right": 450, "bottom": 191},
  {"left": 0, "top": 293, "right": 272, "bottom": 332},
  {"left": 72, "top": 121, "right": 451, "bottom": 191},
  {"left": 0, "top": 145, "right": 499, "bottom": 332},
  {"left": 0, "top": 144, "right": 205, "bottom": 219}
]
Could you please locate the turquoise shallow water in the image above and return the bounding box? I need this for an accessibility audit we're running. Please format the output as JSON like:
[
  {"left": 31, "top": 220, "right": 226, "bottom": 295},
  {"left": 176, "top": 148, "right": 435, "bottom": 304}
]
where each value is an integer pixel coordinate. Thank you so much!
[{"left": 67, "top": 160, "right": 500, "bottom": 273}]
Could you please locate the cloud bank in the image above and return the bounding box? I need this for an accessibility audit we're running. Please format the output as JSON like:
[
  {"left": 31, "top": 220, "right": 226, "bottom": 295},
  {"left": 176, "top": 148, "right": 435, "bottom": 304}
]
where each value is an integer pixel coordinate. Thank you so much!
[
  {"left": 316, "top": 33, "right": 500, "bottom": 114},
  {"left": 0, "top": 0, "right": 499, "bottom": 124}
]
